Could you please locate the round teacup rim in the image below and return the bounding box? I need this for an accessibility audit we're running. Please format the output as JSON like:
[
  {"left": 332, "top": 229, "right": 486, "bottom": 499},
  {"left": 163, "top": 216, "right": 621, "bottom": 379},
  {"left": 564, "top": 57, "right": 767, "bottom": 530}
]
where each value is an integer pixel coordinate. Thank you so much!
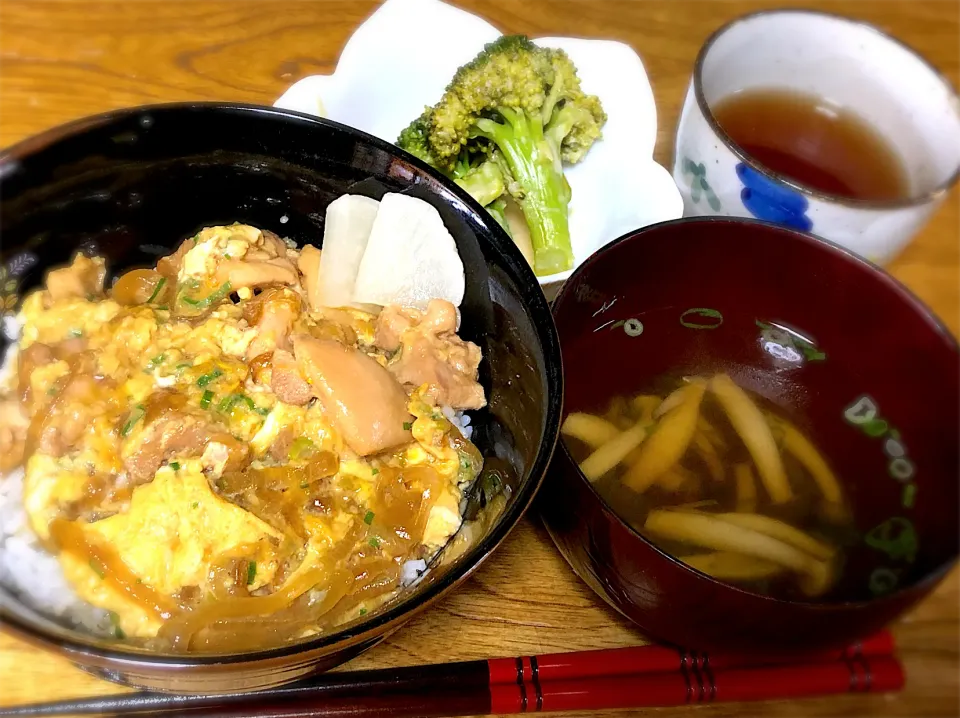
[{"left": 694, "top": 7, "right": 960, "bottom": 210}]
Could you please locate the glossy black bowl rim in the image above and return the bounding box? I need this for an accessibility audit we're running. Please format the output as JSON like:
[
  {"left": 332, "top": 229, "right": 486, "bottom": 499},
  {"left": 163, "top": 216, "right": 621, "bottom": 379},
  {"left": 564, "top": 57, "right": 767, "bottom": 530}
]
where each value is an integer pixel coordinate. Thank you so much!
[
  {"left": 551, "top": 215, "right": 960, "bottom": 609},
  {"left": 0, "top": 101, "right": 564, "bottom": 666}
]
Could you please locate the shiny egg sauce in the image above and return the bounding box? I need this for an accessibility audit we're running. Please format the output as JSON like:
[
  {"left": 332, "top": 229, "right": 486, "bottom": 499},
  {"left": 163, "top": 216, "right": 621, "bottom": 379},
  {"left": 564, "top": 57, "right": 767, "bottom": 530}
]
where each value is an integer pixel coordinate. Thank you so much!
[{"left": 0, "top": 224, "right": 486, "bottom": 652}]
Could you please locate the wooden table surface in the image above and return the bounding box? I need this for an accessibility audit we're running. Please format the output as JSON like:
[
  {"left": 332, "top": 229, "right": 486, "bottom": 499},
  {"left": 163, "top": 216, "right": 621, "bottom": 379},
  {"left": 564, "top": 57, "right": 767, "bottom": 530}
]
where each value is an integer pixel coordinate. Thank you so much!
[{"left": 0, "top": 1, "right": 957, "bottom": 715}]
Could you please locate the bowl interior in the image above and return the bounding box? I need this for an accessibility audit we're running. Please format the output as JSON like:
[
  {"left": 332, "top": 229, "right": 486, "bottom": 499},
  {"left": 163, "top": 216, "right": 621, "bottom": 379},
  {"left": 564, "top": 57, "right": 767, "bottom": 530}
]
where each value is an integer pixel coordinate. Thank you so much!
[
  {"left": 0, "top": 103, "right": 562, "bottom": 666},
  {"left": 554, "top": 217, "right": 959, "bottom": 602}
]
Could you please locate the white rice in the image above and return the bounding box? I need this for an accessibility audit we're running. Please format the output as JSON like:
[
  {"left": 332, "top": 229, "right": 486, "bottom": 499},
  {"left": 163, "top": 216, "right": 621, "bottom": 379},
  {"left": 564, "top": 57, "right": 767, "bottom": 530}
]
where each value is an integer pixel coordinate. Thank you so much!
[
  {"left": 0, "top": 467, "right": 112, "bottom": 634},
  {"left": 400, "top": 559, "right": 427, "bottom": 587},
  {"left": 441, "top": 405, "right": 473, "bottom": 440},
  {"left": 2, "top": 314, "right": 21, "bottom": 341}
]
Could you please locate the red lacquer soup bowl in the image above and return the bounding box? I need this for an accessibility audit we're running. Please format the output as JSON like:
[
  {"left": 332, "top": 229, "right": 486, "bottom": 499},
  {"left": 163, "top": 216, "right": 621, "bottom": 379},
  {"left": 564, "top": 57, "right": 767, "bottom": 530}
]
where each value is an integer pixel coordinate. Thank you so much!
[{"left": 540, "top": 217, "right": 959, "bottom": 652}]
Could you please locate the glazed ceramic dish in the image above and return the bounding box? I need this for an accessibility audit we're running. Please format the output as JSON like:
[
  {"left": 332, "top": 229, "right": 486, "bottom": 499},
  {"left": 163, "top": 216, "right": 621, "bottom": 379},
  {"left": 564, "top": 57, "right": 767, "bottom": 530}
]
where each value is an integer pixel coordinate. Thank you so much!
[
  {"left": 273, "top": 0, "right": 684, "bottom": 296},
  {"left": 0, "top": 103, "right": 563, "bottom": 693},
  {"left": 541, "top": 217, "right": 959, "bottom": 652},
  {"left": 673, "top": 10, "right": 960, "bottom": 265}
]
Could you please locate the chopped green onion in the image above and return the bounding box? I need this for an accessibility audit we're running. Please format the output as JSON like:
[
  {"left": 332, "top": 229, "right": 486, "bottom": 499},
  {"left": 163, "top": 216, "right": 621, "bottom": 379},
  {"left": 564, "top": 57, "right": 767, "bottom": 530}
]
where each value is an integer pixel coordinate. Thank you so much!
[
  {"left": 299, "top": 481, "right": 309, "bottom": 489},
  {"left": 402, "top": 421, "right": 412, "bottom": 431},
  {"left": 146, "top": 277, "right": 167, "bottom": 304},
  {"left": 359, "top": 608, "right": 368, "bottom": 616},
  {"left": 196, "top": 368, "right": 223, "bottom": 387},
  {"left": 368, "top": 536, "right": 381, "bottom": 549},
  {"left": 121, "top": 404, "right": 146, "bottom": 437},
  {"left": 246, "top": 561, "right": 257, "bottom": 585},
  {"left": 457, "top": 450, "right": 479, "bottom": 483},
  {"left": 89, "top": 558, "right": 106, "bottom": 579},
  {"left": 191, "top": 501, "right": 199, "bottom": 509},
  {"left": 200, "top": 390, "right": 214, "bottom": 409},
  {"left": 176, "top": 362, "right": 192, "bottom": 373},
  {"left": 371, "top": 468, "right": 379, "bottom": 476},
  {"left": 218, "top": 393, "right": 268, "bottom": 416},
  {"left": 181, "top": 281, "right": 232, "bottom": 309},
  {"left": 363, "top": 510, "right": 375, "bottom": 525},
  {"left": 170, "top": 461, "right": 181, "bottom": 471},
  {"left": 218, "top": 393, "right": 252, "bottom": 412},
  {"left": 288, "top": 437, "right": 316, "bottom": 461},
  {"left": 149, "top": 353, "right": 166, "bottom": 367},
  {"left": 154, "top": 305, "right": 169, "bottom": 311}
]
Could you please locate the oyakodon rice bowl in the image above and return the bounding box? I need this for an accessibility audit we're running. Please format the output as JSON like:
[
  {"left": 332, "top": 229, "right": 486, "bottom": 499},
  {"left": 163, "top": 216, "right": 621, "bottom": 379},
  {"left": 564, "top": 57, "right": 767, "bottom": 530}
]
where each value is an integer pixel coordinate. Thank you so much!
[{"left": 0, "top": 195, "right": 497, "bottom": 654}]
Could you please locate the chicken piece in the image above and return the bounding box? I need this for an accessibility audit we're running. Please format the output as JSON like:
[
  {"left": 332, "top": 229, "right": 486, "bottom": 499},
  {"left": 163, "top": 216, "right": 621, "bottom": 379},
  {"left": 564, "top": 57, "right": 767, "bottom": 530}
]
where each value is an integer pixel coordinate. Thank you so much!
[
  {"left": 216, "top": 258, "right": 299, "bottom": 290},
  {"left": 297, "top": 244, "right": 323, "bottom": 311},
  {"left": 293, "top": 334, "right": 413, "bottom": 456},
  {"left": 376, "top": 300, "right": 485, "bottom": 410},
  {"left": 122, "top": 393, "right": 249, "bottom": 481},
  {"left": 18, "top": 340, "right": 89, "bottom": 407},
  {"left": 243, "top": 288, "right": 302, "bottom": 360},
  {"left": 0, "top": 399, "right": 29, "bottom": 472},
  {"left": 270, "top": 349, "right": 312, "bottom": 406},
  {"left": 260, "top": 229, "right": 291, "bottom": 259},
  {"left": 156, "top": 240, "right": 193, "bottom": 279},
  {"left": 44, "top": 254, "right": 106, "bottom": 303},
  {"left": 30, "top": 373, "right": 99, "bottom": 457},
  {"left": 374, "top": 305, "right": 417, "bottom": 353},
  {"left": 267, "top": 426, "right": 296, "bottom": 463},
  {"left": 26, "top": 365, "right": 114, "bottom": 459}
]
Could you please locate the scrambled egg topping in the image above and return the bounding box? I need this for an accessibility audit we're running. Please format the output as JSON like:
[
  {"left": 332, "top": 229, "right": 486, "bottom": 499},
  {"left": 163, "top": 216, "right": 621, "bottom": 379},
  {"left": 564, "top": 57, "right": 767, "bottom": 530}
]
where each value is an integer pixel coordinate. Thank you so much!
[{"left": 1, "top": 224, "right": 486, "bottom": 650}]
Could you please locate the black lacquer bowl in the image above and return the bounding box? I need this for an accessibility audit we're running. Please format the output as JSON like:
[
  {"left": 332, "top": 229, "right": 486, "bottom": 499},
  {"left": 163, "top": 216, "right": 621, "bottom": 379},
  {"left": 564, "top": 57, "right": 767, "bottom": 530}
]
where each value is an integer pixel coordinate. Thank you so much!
[{"left": 0, "top": 103, "right": 563, "bottom": 693}]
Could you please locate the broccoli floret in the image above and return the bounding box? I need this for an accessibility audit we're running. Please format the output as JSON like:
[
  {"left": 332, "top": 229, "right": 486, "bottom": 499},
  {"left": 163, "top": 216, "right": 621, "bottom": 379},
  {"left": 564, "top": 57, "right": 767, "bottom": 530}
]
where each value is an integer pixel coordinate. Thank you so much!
[
  {"left": 398, "top": 111, "right": 508, "bottom": 209},
  {"left": 417, "top": 35, "right": 606, "bottom": 276},
  {"left": 397, "top": 111, "right": 438, "bottom": 167}
]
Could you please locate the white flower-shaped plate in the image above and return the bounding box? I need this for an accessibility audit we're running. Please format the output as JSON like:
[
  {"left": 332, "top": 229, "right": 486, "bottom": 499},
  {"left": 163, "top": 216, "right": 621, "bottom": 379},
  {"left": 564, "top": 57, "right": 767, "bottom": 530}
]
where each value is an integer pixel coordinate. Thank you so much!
[{"left": 274, "top": 0, "right": 683, "bottom": 292}]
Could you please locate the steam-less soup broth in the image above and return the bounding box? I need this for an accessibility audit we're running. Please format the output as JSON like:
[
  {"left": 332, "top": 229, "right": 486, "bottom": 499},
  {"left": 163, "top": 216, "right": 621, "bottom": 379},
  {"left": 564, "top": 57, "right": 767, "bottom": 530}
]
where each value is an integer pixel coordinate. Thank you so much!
[{"left": 561, "top": 374, "right": 855, "bottom": 601}]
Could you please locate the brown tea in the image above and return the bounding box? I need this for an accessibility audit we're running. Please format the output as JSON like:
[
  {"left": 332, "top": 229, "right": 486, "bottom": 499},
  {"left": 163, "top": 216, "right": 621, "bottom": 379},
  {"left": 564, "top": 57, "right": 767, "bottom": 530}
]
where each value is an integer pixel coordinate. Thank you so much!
[{"left": 712, "top": 88, "right": 909, "bottom": 201}]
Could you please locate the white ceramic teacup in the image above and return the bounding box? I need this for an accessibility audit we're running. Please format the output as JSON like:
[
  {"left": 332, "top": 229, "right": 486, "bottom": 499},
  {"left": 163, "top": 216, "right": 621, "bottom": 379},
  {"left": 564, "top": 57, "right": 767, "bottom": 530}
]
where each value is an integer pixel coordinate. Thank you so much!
[{"left": 673, "top": 10, "right": 960, "bottom": 264}]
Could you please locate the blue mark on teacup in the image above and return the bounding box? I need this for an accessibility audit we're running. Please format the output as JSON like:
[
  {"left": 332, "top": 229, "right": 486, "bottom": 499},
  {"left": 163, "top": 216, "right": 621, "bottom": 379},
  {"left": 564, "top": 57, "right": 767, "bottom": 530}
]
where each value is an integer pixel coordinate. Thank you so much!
[{"left": 736, "top": 163, "right": 813, "bottom": 232}]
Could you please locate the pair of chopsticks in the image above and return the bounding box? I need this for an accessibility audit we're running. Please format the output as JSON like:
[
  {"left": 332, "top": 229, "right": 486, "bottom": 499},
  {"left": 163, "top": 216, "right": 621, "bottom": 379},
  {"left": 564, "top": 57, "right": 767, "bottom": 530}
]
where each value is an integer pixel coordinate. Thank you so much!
[{"left": 0, "top": 631, "right": 902, "bottom": 717}]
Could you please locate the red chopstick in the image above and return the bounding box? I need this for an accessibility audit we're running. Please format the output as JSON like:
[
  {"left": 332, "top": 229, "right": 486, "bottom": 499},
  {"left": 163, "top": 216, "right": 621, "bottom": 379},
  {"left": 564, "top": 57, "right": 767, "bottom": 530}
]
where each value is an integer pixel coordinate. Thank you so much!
[
  {"left": 0, "top": 631, "right": 900, "bottom": 718},
  {"left": 488, "top": 655, "right": 903, "bottom": 715},
  {"left": 487, "top": 629, "right": 894, "bottom": 683}
]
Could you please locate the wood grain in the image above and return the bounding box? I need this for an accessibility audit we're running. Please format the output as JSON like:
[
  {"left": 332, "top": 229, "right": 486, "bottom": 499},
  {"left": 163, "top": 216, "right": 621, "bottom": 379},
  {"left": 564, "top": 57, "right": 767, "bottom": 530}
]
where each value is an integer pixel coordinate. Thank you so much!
[{"left": 0, "top": 1, "right": 957, "bottom": 716}]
